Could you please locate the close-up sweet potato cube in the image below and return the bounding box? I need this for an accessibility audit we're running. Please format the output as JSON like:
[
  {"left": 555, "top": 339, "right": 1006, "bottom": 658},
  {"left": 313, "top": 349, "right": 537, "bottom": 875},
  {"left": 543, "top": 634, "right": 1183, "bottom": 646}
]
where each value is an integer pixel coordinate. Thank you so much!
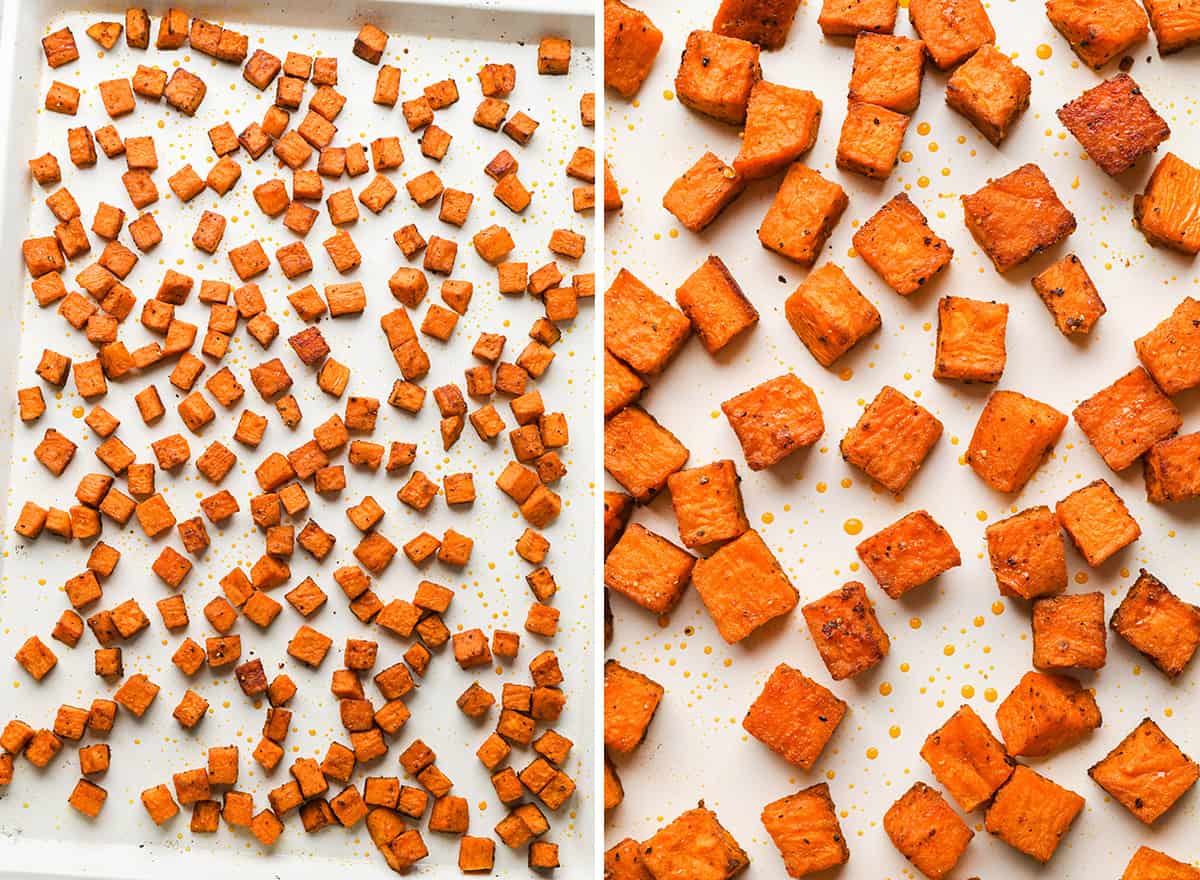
[
  {"left": 840, "top": 385, "right": 942, "bottom": 493},
  {"left": 995, "top": 669, "right": 1101, "bottom": 757},
  {"left": 721, "top": 373, "right": 824, "bottom": 471},
  {"left": 604, "top": 268, "right": 690, "bottom": 375},
  {"left": 934, "top": 296, "right": 1008, "bottom": 383},
  {"left": 733, "top": 81, "right": 822, "bottom": 181},
  {"left": 1046, "top": 0, "right": 1150, "bottom": 68},
  {"left": 962, "top": 163, "right": 1076, "bottom": 272},
  {"left": 946, "top": 44, "right": 1031, "bottom": 146},
  {"left": 835, "top": 100, "right": 909, "bottom": 180},
  {"left": 1143, "top": 0, "right": 1200, "bottom": 53},
  {"left": 784, "top": 263, "right": 880, "bottom": 367},
  {"left": 604, "top": 0, "right": 663, "bottom": 98},
  {"left": 603, "top": 660, "right": 663, "bottom": 753},
  {"left": 1111, "top": 569, "right": 1200, "bottom": 677},
  {"left": 673, "top": 255, "right": 758, "bottom": 353},
  {"left": 760, "top": 782, "right": 849, "bottom": 877},
  {"left": 909, "top": 0, "right": 995, "bottom": 68},
  {"left": 661, "top": 152, "right": 745, "bottom": 233},
  {"left": 1089, "top": 717, "right": 1198, "bottom": 824},
  {"left": 1136, "top": 296, "right": 1200, "bottom": 395},
  {"left": 1134, "top": 152, "right": 1200, "bottom": 253},
  {"left": 666, "top": 460, "right": 750, "bottom": 548},
  {"left": 674, "top": 29, "right": 761, "bottom": 124},
  {"left": 883, "top": 782, "right": 974, "bottom": 880},
  {"left": 920, "top": 704, "right": 1014, "bottom": 812},
  {"left": 853, "top": 193, "right": 952, "bottom": 295},
  {"left": 639, "top": 805, "right": 749, "bottom": 880},
  {"left": 967, "top": 389, "right": 1067, "bottom": 493},
  {"left": 692, "top": 529, "right": 798, "bottom": 643},
  {"left": 984, "top": 765, "right": 1084, "bottom": 863},
  {"left": 1143, "top": 430, "right": 1200, "bottom": 503},
  {"left": 1033, "top": 592, "right": 1107, "bottom": 670},
  {"left": 849, "top": 33, "right": 925, "bottom": 113},
  {"left": 1074, "top": 366, "right": 1180, "bottom": 471},
  {"left": 985, "top": 505, "right": 1068, "bottom": 599},
  {"left": 801, "top": 581, "right": 890, "bottom": 680},
  {"left": 1031, "top": 253, "right": 1106, "bottom": 336},
  {"left": 856, "top": 509, "right": 961, "bottom": 599},
  {"left": 603, "top": 523, "right": 694, "bottom": 614},
  {"left": 1059, "top": 74, "right": 1170, "bottom": 175},
  {"left": 818, "top": 0, "right": 898, "bottom": 34},
  {"left": 712, "top": 0, "right": 802, "bottom": 48},
  {"left": 1056, "top": 478, "right": 1140, "bottom": 567},
  {"left": 758, "top": 163, "right": 847, "bottom": 266},
  {"left": 1122, "top": 846, "right": 1200, "bottom": 880}
]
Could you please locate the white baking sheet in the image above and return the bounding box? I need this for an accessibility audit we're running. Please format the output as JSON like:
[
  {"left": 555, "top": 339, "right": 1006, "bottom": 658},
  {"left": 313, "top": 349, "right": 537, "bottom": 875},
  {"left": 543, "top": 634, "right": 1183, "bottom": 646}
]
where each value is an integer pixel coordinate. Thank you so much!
[
  {"left": 0, "top": 1, "right": 595, "bottom": 878},
  {"left": 605, "top": 2, "right": 1200, "bottom": 877}
]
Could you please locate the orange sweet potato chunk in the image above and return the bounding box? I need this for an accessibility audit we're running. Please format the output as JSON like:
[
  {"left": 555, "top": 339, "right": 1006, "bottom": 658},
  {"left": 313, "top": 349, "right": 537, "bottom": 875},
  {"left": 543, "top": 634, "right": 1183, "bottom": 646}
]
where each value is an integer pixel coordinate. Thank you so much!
[
  {"left": 713, "top": 0, "right": 803, "bottom": 49},
  {"left": 984, "top": 765, "right": 1084, "bottom": 863},
  {"left": 945, "top": 44, "right": 1031, "bottom": 146},
  {"left": 985, "top": 505, "right": 1068, "bottom": 600},
  {"left": 667, "top": 460, "right": 750, "bottom": 548},
  {"left": 818, "top": 0, "right": 898, "bottom": 36},
  {"left": 1032, "top": 592, "right": 1107, "bottom": 670},
  {"left": 856, "top": 509, "right": 961, "bottom": 599},
  {"left": 662, "top": 152, "right": 746, "bottom": 233},
  {"left": 734, "top": 82, "right": 822, "bottom": 181},
  {"left": 604, "top": 268, "right": 691, "bottom": 375},
  {"left": 835, "top": 101, "right": 909, "bottom": 180},
  {"left": 907, "top": 0, "right": 995, "bottom": 69},
  {"left": 674, "top": 255, "right": 759, "bottom": 353},
  {"left": 852, "top": 193, "right": 952, "bottom": 295},
  {"left": 743, "top": 663, "right": 846, "bottom": 769},
  {"left": 1143, "top": 0, "right": 1200, "bottom": 53},
  {"left": 1089, "top": 717, "right": 1198, "bottom": 824},
  {"left": 604, "top": 660, "right": 663, "bottom": 753},
  {"left": 604, "top": 406, "right": 689, "bottom": 502},
  {"left": 961, "top": 163, "right": 1076, "bottom": 272},
  {"left": 721, "top": 373, "right": 824, "bottom": 471},
  {"left": 967, "top": 390, "right": 1066, "bottom": 493},
  {"left": 801, "top": 581, "right": 890, "bottom": 680},
  {"left": 1110, "top": 569, "right": 1200, "bottom": 677},
  {"left": 1135, "top": 296, "right": 1200, "bottom": 394},
  {"left": 760, "top": 783, "right": 849, "bottom": 878},
  {"left": 883, "top": 782, "right": 973, "bottom": 880},
  {"left": 1133, "top": 152, "right": 1200, "bottom": 253},
  {"left": 920, "top": 704, "right": 1014, "bottom": 812},
  {"left": 1073, "top": 366, "right": 1180, "bottom": 471},
  {"left": 604, "top": 349, "right": 645, "bottom": 418},
  {"left": 1058, "top": 74, "right": 1169, "bottom": 176},
  {"left": 604, "top": 0, "right": 663, "bottom": 99},
  {"left": 933, "top": 296, "right": 1007, "bottom": 383},
  {"left": 758, "top": 164, "right": 848, "bottom": 267},
  {"left": 1122, "top": 846, "right": 1200, "bottom": 880},
  {"left": 1046, "top": 0, "right": 1149, "bottom": 68},
  {"left": 674, "top": 30, "right": 761, "bottom": 124},
  {"left": 840, "top": 385, "right": 942, "bottom": 493},
  {"left": 640, "top": 805, "right": 750, "bottom": 880},
  {"left": 784, "top": 263, "right": 881, "bottom": 367},
  {"left": 1031, "top": 253, "right": 1106, "bottom": 336},
  {"left": 604, "top": 523, "right": 695, "bottom": 614},
  {"left": 848, "top": 34, "right": 926, "bottom": 114},
  {"left": 1055, "top": 478, "right": 1140, "bottom": 567},
  {"left": 995, "top": 670, "right": 1101, "bottom": 757},
  {"left": 692, "top": 529, "right": 798, "bottom": 643},
  {"left": 1144, "top": 431, "right": 1200, "bottom": 503}
]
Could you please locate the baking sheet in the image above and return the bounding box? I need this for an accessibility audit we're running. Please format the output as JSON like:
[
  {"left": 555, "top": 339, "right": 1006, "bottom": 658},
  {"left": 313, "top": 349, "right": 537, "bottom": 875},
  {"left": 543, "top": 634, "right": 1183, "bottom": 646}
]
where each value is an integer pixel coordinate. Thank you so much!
[
  {"left": 0, "top": 2, "right": 595, "bottom": 877},
  {"left": 605, "top": 2, "right": 1200, "bottom": 876}
]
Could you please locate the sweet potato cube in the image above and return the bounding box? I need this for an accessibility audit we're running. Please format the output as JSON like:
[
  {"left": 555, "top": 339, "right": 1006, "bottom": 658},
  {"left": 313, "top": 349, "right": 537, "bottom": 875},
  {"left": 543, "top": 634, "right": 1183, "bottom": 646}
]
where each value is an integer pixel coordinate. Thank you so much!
[
  {"left": 1144, "top": 0, "right": 1200, "bottom": 53},
  {"left": 1144, "top": 430, "right": 1200, "bottom": 503},
  {"left": 1031, "top": 253, "right": 1106, "bottom": 335},
  {"left": 1089, "top": 717, "right": 1198, "bottom": 826},
  {"left": 849, "top": 34, "right": 925, "bottom": 113},
  {"left": 1032, "top": 592, "right": 1107, "bottom": 670},
  {"left": 1112, "top": 569, "right": 1200, "bottom": 677},
  {"left": 639, "top": 805, "right": 749, "bottom": 879},
  {"left": 934, "top": 296, "right": 1008, "bottom": 383},
  {"left": 353, "top": 23, "right": 388, "bottom": 64},
  {"left": 758, "top": 164, "right": 847, "bottom": 266},
  {"left": 1060, "top": 74, "right": 1169, "bottom": 178},
  {"left": 909, "top": 0, "right": 995, "bottom": 68},
  {"left": 15, "top": 636, "right": 57, "bottom": 680},
  {"left": 967, "top": 389, "right": 1067, "bottom": 492},
  {"left": 673, "top": 256, "right": 758, "bottom": 353},
  {"left": 604, "top": 406, "right": 689, "bottom": 502},
  {"left": 721, "top": 373, "right": 824, "bottom": 471},
  {"left": 854, "top": 193, "right": 952, "bottom": 294},
  {"left": 841, "top": 385, "right": 942, "bottom": 493},
  {"left": 537, "top": 36, "right": 571, "bottom": 74},
  {"left": 743, "top": 663, "right": 845, "bottom": 768},
  {"left": 1122, "top": 846, "right": 1200, "bottom": 880},
  {"left": 760, "top": 783, "right": 848, "bottom": 878},
  {"left": 784, "top": 263, "right": 880, "bottom": 368},
  {"left": 1074, "top": 367, "right": 1180, "bottom": 471},
  {"left": 985, "top": 765, "right": 1083, "bottom": 863},
  {"left": 836, "top": 100, "right": 908, "bottom": 180},
  {"left": 1135, "top": 296, "right": 1200, "bottom": 395},
  {"left": 985, "top": 505, "right": 1067, "bottom": 599},
  {"left": 666, "top": 460, "right": 749, "bottom": 548},
  {"left": 692, "top": 529, "right": 798, "bottom": 643},
  {"left": 819, "top": 0, "right": 897, "bottom": 33},
  {"left": 733, "top": 81, "right": 822, "bottom": 180},
  {"left": 661, "top": 152, "right": 745, "bottom": 233},
  {"left": 801, "top": 581, "right": 890, "bottom": 679},
  {"left": 1056, "top": 479, "right": 1140, "bottom": 566},
  {"left": 604, "top": 523, "right": 695, "bottom": 613},
  {"left": 884, "top": 782, "right": 974, "bottom": 879},
  {"left": 142, "top": 785, "right": 179, "bottom": 826},
  {"left": 856, "top": 509, "right": 961, "bottom": 599},
  {"left": 946, "top": 44, "right": 1031, "bottom": 146},
  {"left": 1134, "top": 151, "right": 1200, "bottom": 253},
  {"left": 604, "top": 269, "right": 690, "bottom": 375},
  {"left": 920, "top": 704, "right": 1014, "bottom": 812},
  {"left": 996, "top": 670, "right": 1101, "bottom": 757},
  {"left": 603, "top": 660, "right": 663, "bottom": 753},
  {"left": 1047, "top": 0, "right": 1149, "bottom": 68},
  {"left": 674, "top": 30, "right": 761, "bottom": 124},
  {"left": 714, "top": 0, "right": 802, "bottom": 47},
  {"left": 962, "top": 164, "right": 1076, "bottom": 272},
  {"left": 604, "top": 0, "right": 663, "bottom": 98}
]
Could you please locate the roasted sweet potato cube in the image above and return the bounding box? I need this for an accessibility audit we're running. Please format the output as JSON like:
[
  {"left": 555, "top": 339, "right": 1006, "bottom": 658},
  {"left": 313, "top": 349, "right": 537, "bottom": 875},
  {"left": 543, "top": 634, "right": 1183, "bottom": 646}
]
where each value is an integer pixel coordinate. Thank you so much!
[
  {"left": 963, "top": 164, "right": 1076, "bottom": 272},
  {"left": 985, "top": 765, "right": 1083, "bottom": 863},
  {"left": 721, "top": 373, "right": 824, "bottom": 471},
  {"left": 1059, "top": 73, "right": 1169, "bottom": 177},
  {"left": 692, "top": 529, "right": 798, "bottom": 643},
  {"left": 675, "top": 30, "right": 760, "bottom": 124},
  {"left": 603, "top": 523, "right": 695, "bottom": 613},
  {"left": 849, "top": 34, "right": 925, "bottom": 113},
  {"left": 841, "top": 386, "right": 942, "bottom": 493},
  {"left": 802, "top": 581, "right": 890, "bottom": 680},
  {"left": 854, "top": 193, "right": 952, "bottom": 294},
  {"left": 536, "top": 35, "right": 571, "bottom": 75},
  {"left": 666, "top": 460, "right": 749, "bottom": 549},
  {"left": 1090, "top": 718, "right": 1198, "bottom": 824},
  {"left": 1047, "top": 0, "right": 1149, "bottom": 68},
  {"left": 884, "top": 782, "right": 974, "bottom": 879},
  {"left": 1031, "top": 253, "right": 1106, "bottom": 336},
  {"left": 604, "top": 0, "right": 663, "bottom": 98},
  {"left": 985, "top": 505, "right": 1067, "bottom": 599},
  {"left": 759, "top": 783, "right": 848, "bottom": 878},
  {"left": 604, "top": 268, "right": 689, "bottom": 374},
  {"left": 835, "top": 100, "right": 908, "bottom": 180},
  {"left": 946, "top": 44, "right": 1030, "bottom": 145},
  {"left": 1144, "top": 0, "right": 1200, "bottom": 52},
  {"left": 1056, "top": 479, "right": 1140, "bottom": 566},
  {"left": 920, "top": 704, "right": 1014, "bottom": 813},
  {"left": 713, "top": 0, "right": 802, "bottom": 46},
  {"left": 909, "top": 0, "right": 995, "bottom": 68},
  {"left": 743, "top": 664, "right": 845, "bottom": 768},
  {"left": 934, "top": 296, "right": 1008, "bottom": 383},
  {"left": 758, "top": 164, "right": 847, "bottom": 266},
  {"left": 15, "top": 636, "right": 57, "bottom": 681},
  {"left": 673, "top": 256, "right": 758, "bottom": 353},
  {"left": 661, "top": 152, "right": 744, "bottom": 233},
  {"left": 603, "top": 406, "right": 689, "bottom": 502},
  {"left": 732, "top": 82, "right": 821, "bottom": 182},
  {"left": 819, "top": 0, "right": 897, "bottom": 32},
  {"left": 1122, "top": 846, "right": 1200, "bottom": 880},
  {"left": 784, "top": 263, "right": 880, "bottom": 367},
  {"left": 602, "top": 660, "right": 664, "bottom": 755},
  {"left": 1144, "top": 430, "right": 1200, "bottom": 503},
  {"left": 996, "top": 669, "right": 1101, "bottom": 757},
  {"left": 856, "top": 510, "right": 961, "bottom": 599},
  {"left": 1032, "top": 592, "right": 1106, "bottom": 670},
  {"left": 1134, "top": 296, "right": 1200, "bottom": 395},
  {"left": 1075, "top": 367, "right": 1180, "bottom": 471},
  {"left": 1134, "top": 151, "right": 1200, "bottom": 253},
  {"left": 640, "top": 806, "right": 749, "bottom": 879},
  {"left": 967, "top": 390, "right": 1067, "bottom": 492},
  {"left": 1112, "top": 569, "right": 1200, "bottom": 676}
]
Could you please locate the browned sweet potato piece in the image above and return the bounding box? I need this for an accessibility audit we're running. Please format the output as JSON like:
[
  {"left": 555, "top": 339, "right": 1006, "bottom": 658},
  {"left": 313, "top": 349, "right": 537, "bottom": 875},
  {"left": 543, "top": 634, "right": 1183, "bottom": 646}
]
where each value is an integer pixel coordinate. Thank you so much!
[
  {"left": 1089, "top": 717, "right": 1198, "bottom": 824},
  {"left": 1032, "top": 592, "right": 1107, "bottom": 669},
  {"left": 1143, "top": 431, "right": 1200, "bottom": 502},
  {"left": 961, "top": 163, "right": 1076, "bottom": 272},
  {"left": 721, "top": 373, "right": 824, "bottom": 471},
  {"left": 603, "top": 660, "right": 663, "bottom": 753},
  {"left": 908, "top": 0, "right": 995, "bottom": 68},
  {"left": 713, "top": 0, "right": 803, "bottom": 48},
  {"left": 1058, "top": 74, "right": 1169, "bottom": 175},
  {"left": 604, "top": 268, "right": 690, "bottom": 375},
  {"left": 604, "top": 0, "right": 663, "bottom": 99},
  {"left": 853, "top": 193, "right": 952, "bottom": 294},
  {"left": 640, "top": 805, "right": 749, "bottom": 880},
  {"left": 1122, "top": 846, "right": 1200, "bottom": 880},
  {"left": 1143, "top": 0, "right": 1200, "bottom": 53},
  {"left": 674, "top": 30, "right": 761, "bottom": 124},
  {"left": 946, "top": 44, "right": 1031, "bottom": 146},
  {"left": 733, "top": 82, "right": 822, "bottom": 180},
  {"left": 967, "top": 390, "right": 1066, "bottom": 492},
  {"left": 849, "top": 34, "right": 925, "bottom": 113},
  {"left": 856, "top": 510, "right": 961, "bottom": 599},
  {"left": 667, "top": 460, "right": 750, "bottom": 548},
  {"left": 934, "top": 296, "right": 1007, "bottom": 383},
  {"left": 801, "top": 581, "right": 890, "bottom": 680},
  {"left": 883, "top": 782, "right": 974, "bottom": 879},
  {"left": 1055, "top": 478, "right": 1140, "bottom": 567},
  {"left": 604, "top": 406, "right": 689, "bottom": 503},
  {"left": 1031, "top": 254, "right": 1106, "bottom": 336},
  {"left": 603, "top": 349, "right": 645, "bottom": 418},
  {"left": 1136, "top": 296, "right": 1200, "bottom": 394},
  {"left": 1110, "top": 569, "right": 1200, "bottom": 677},
  {"left": 1046, "top": 0, "right": 1149, "bottom": 68},
  {"left": 758, "top": 164, "right": 847, "bottom": 266},
  {"left": 760, "top": 783, "right": 849, "bottom": 878},
  {"left": 784, "top": 264, "right": 880, "bottom": 367},
  {"left": 674, "top": 256, "right": 758, "bottom": 353},
  {"left": 743, "top": 664, "right": 846, "bottom": 769},
  {"left": 604, "top": 491, "right": 634, "bottom": 554},
  {"left": 604, "top": 523, "right": 695, "bottom": 614},
  {"left": 1133, "top": 152, "right": 1200, "bottom": 253},
  {"left": 692, "top": 529, "right": 797, "bottom": 643},
  {"left": 995, "top": 670, "right": 1101, "bottom": 757},
  {"left": 818, "top": 0, "right": 898, "bottom": 35},
  {"left": 662, "top": 152, "right": 746, "bottom": 233},
  {"left": 835, "top": 101, "right": 908, "bottom": 180},
  {"left": 920, "top": 704, "right": 1014, "bottom": 812},
  {"left": 1073, "top": 367, "right": 1180, "bottom": 471},
  {"left": 984, "top": 765, "right": 1084, "bottom": 863},
  {"left": 840, "top": 385, "right": 942, "bottom": 493}
]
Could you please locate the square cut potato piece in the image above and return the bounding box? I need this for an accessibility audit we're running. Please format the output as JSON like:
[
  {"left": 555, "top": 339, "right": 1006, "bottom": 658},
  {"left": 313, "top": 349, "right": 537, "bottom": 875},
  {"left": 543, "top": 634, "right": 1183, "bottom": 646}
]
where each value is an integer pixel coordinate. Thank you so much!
[
  {"left": 908, "top": 0, "right": 995, "bottom": 68},
  {"left": 733, "top": 82, "right": 822, "bottom": 180},
  {"left": 604, "top": 523, "right": 695, "bottom": 614},
  {"left": 984, "top": 765, "right": 1084, "bottom": 863},
  {"left": 884, "top": 782, "right": 974, "bottom": 880},
  {"left": 604, "top": 268, "right": 690, "bottom": 375},
  {"left": 946, "top": 44, "right": 1031, "bottom": 146},
  {"left": 1056, "top": 478, "right": 1140, "bottom": 567},
  {"left": 758, "top": 164, "right": 847, "bottom": 266},
  {"left": 604, "top": 838, "right": 648, "bottom": 880},
  {"left": 962, "top": 163, "right": 1076, "bottom": 272},
  {"left": 674, "top": 30, "right": 761, "bottom": 124},
  {"left": 713, "top": 0, "right": 802, "bottom": 48},
  {"left": 818, "top": 0, "right": 898, "bottom": 35},
  {"left": 603, "top": 660, "right": 663, "bottom": 753},
  {"left": 667, "top": 460, "right": 750, "bottom": 548},
  {"left": 849, "top": 34, "right": 925, "bottom": 113},
  {"left": 693, "top": 529, "right": 797, "bottom": 643},
  {"left": 1058, "top": 74, "right": 1169, "bottom": 175},
  {"left": 1033, "top": 592, "right": 1107, "bottom": 670},
  {"left": 840, "top": 385, "right": 942, "bottom": 493},
  {"left": 995, "top": 670, "right": 1101, "bottom": 757},
  {"left": 1134, "top": 152, "right": 1200, "bottom": 254},
  {"left": 761, "top": 783, "right": 849, "bottom": 878},
  {"left": 603, "top": 0, "right": 663, "bottom": 98},
  {"left": 985, "top": 505, "right": 1068, "bottom": 600},
  {"left": 801, "top": 581, "right": 890, "bottom": 680},
  {"left": 1144, "top": 0, "right": 1200, "bottom": 53},
  {"left": 744, "top": 664, "right": 845, "bottom": 768},
  {"left": 1047, "top": 0, "right": 1149, "bottom": 68},
  {"left": 604, "top": 349, "right": 645, "bottom": 417},
  {"left": 1089, "top": 718, "right": 1198, "bottom": 824},
  {"left": 674, "top": 256, "right": 758, "bottom": 353},
  {"left": 662, "top": 152, "right": 746, "bottom": 233},
  {"left": 604, "top": 406, "right": 689, "bottom": 502},
  {"left": 856, "top": 509, "right": 961, "bottom": 599},
  {"left": 835, "top": 101, "right": 909, "bottom": 180},
  {"left": 967, "top": 390, "right": 1067, "bottom": 492},
  {"left": 920, "top": 704, "right": 1014, "bottom": 812},
  {"left": 934, "top": 296, "right": 1008, "bottom": 383},
  {"left": 785, "top": 263, "right": 880, "bottom": 367},
  {"left": 721, "top": 373, "right": 824, "bottom": 471},
  {"left": 1136, "top": 296, "right": 1200, "bottom": 394},
  {"left": 1123, "top": 846, "right": 1200, "bottom": 880},
  {"left": 1073, "top": 366, "right": 1180, "bottom": 471},
  {"left": 640, "top": 805, "right": 749, "bottom": 880},
  {"left": 1032, "top": 254, "right": 1106, "bottom": 336},
  {"left": 853, "top": 193, "right": 952, "bottom": 294},
  {"left": 1144, "top": 431, "right": 1200, "bottom": 503},
  {"left": 1110, "top": 569, "right": 1200, "bottom": 678}
]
